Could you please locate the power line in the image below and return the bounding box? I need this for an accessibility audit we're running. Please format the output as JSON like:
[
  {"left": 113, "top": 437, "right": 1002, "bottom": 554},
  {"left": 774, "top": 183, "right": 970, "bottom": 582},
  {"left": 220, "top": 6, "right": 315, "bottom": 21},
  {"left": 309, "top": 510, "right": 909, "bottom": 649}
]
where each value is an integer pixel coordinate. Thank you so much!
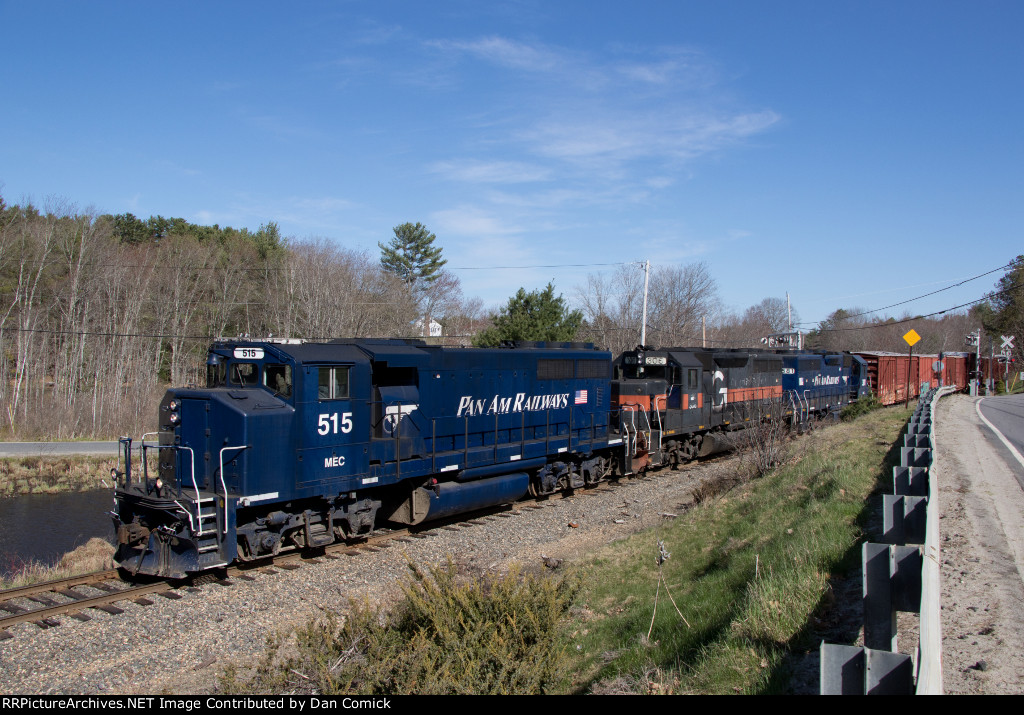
[
  {"left": 0, "top": 256, "right": 637, "bottom": 273},
  {"left": 450, "top": 261, "right": 633, "bottom": 270},
  {"left": 795, "top": 260, "right": 1016, "bottom": 327},
  {"left": 0, "top": 325, "right": 488, "bottom": 342},
  {"left": 812, "top": 279, "right": 1022, "bottom": 333}
]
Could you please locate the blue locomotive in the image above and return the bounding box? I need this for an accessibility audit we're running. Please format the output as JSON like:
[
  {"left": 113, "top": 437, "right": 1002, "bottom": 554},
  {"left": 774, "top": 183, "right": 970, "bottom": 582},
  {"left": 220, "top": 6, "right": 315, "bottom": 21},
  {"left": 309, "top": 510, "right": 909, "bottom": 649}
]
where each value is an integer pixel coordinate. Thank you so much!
[
  {"left": 776, "top": 351, "right": 872, "bottom": 427},
  {"left": 112, "top": 339, "right": 617, "bottom": 578},
  {"left": 112, "top": 339, "right": 874, "bottom": 578}
]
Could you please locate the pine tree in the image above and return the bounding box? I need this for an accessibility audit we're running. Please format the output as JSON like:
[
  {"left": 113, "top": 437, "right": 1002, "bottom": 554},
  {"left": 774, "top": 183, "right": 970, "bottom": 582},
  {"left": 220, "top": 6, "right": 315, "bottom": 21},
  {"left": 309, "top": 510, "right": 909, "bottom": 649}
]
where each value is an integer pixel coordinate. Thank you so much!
[
  {"left": 379, "top": 222, "right": 447, "bottom": 288},
  {"left": 474, "top": 283, "right": 583, "bottom": 347}
]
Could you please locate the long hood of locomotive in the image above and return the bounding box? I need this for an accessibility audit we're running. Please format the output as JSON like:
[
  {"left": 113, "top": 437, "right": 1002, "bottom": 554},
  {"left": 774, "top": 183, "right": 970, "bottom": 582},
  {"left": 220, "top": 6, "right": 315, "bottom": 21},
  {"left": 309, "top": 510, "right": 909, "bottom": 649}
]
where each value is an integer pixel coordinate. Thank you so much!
[{"left": 158, "top": 387, "right": 293, "bottom": 497}]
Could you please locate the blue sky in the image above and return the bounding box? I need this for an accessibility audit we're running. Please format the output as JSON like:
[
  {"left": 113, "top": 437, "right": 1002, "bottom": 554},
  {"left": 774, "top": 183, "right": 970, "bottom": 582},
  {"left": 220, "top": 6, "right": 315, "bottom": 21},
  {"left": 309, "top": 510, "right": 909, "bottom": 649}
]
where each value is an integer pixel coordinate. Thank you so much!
[{"left": 2, "top": 1, "right": 1022, "bottom": 328}]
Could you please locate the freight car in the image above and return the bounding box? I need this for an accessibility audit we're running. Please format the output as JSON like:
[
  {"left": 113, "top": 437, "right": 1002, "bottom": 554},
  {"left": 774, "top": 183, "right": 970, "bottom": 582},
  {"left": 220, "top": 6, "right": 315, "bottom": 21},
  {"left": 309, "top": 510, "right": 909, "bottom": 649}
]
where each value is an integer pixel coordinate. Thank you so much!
[
  {"left": 111, "top": 339, "right": 878, "bottom": 578},
  {"left": 855, "top": 351, "right": 971, "bottom": 405}
]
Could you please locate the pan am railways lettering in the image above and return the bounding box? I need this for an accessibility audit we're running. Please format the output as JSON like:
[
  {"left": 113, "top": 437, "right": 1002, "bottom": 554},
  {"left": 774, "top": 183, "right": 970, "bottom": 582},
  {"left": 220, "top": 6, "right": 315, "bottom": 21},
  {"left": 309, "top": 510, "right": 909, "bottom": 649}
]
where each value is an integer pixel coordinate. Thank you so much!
[{"left": 456, "top": 392, "right": 571, "bottom": 417}]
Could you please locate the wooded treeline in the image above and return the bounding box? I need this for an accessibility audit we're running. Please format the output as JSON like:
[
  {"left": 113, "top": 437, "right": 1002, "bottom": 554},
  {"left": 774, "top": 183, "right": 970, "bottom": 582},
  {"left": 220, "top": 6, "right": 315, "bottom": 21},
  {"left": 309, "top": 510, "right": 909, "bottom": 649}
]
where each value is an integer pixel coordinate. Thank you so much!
[
  {"left": 0, "top": 198, "right": 481, "bottom": 439},
  {"left": 1, "top": 194, "right": 1014, "bottom": 440}
]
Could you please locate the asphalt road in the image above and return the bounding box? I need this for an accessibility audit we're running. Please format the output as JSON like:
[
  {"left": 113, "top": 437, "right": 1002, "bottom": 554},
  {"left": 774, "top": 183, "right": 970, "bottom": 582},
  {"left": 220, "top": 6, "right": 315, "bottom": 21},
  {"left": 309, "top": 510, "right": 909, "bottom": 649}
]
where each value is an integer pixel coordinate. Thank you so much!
[
  {"left": 978, "top": 394, "right": 1024, "bottom": 482},
  {"left": 0, "top": 441, "right": 120, "bottom": 457},
  {"left": 979, "top": 395, "right": 1024, "bottom": 453}
]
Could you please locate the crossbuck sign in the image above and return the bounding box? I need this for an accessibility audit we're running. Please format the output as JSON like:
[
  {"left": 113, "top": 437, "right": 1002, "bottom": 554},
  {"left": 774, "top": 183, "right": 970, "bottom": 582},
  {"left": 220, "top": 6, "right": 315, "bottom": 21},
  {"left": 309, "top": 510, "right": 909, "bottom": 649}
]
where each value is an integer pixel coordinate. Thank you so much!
[{"left": 1001, "top": 335, "right": 1015, "bottom": 358}]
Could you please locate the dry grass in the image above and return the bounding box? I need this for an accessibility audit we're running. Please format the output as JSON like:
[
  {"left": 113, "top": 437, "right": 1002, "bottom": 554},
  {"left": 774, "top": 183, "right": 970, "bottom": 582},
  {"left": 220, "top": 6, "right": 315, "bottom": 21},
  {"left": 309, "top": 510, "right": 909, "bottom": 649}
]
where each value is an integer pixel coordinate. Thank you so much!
[{"left": 0, "top": 538, "right": 115, "bottom": 589}]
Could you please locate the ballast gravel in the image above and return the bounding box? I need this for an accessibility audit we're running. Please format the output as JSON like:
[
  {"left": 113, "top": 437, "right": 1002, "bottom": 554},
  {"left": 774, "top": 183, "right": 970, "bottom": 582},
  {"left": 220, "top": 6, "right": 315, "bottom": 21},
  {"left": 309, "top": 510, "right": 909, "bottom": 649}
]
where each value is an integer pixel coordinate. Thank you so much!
[{"left": 0, "top": 457, "right": 738, "bottom": 695}]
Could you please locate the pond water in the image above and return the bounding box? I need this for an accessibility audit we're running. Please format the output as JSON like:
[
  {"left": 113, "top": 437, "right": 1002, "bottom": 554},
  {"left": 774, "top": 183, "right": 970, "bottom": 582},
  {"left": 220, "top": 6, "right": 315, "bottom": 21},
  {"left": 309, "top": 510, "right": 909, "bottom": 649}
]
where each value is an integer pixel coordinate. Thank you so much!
[{"left": 0, "top": 489, "right": 116, "bottom": 578}]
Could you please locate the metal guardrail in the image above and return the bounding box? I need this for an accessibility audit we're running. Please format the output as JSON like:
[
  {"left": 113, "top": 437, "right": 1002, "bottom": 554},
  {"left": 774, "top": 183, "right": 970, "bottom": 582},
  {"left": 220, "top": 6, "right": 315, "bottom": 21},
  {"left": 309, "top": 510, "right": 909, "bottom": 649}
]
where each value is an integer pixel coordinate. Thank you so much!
[{"left": 820, "top": 386, "right": 955, "bottom": 694}]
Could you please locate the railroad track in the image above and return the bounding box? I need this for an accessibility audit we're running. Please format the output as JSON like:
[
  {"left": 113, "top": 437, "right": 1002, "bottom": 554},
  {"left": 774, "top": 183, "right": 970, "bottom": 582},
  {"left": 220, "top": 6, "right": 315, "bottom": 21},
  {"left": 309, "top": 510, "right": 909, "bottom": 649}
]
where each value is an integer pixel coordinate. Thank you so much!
[{"left": 0, "top": 458, "right": 716, "bottom": 641}]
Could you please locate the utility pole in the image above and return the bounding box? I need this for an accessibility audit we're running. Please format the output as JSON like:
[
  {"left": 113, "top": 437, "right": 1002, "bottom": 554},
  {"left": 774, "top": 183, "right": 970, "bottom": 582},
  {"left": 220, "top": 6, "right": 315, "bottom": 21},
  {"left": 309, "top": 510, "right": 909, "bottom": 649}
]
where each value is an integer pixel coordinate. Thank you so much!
[
  {"left": 640, "top": 259, "right": 650, "bottom": 347},
  {"left": 966, "top": 329, "right": 981, "bottom": 395},
  {"left": 990, "top": 335, "right": 995, "bottom": 395}
]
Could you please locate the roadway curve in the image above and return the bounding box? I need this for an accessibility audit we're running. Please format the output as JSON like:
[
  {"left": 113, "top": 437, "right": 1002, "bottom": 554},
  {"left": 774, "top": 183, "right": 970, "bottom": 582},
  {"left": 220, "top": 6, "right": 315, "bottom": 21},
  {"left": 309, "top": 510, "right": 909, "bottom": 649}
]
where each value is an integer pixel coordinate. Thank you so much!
[{"left": 977, "top": 394, "right": 1024, "bottom": 485}]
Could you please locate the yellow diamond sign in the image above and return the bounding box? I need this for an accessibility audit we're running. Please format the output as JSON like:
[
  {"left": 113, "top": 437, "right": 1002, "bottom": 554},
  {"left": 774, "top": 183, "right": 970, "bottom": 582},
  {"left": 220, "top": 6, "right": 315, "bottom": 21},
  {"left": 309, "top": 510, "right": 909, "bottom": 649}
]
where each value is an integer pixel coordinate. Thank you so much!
[{"left": 903, "top": 329, "right": 921, "bottom": 347}]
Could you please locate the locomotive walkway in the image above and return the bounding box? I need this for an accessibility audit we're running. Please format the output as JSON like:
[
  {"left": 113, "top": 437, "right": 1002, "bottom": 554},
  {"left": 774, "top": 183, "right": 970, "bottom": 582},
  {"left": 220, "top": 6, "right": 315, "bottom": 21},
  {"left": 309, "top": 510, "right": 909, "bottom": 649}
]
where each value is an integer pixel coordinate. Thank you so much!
[{"left": 933, "top": 393, "right": 1024, "bottom": 693}]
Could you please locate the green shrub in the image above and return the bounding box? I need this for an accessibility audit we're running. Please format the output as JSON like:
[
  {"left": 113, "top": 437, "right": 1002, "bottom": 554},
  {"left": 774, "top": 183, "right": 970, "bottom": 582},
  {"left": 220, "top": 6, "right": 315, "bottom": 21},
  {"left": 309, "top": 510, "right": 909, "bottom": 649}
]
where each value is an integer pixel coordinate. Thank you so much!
[
  {"left": 222, "top": 560, "right": 580, "bottom": 695},
  {"left": 840, "top": 391, "right": 879, "bottom": 421}
]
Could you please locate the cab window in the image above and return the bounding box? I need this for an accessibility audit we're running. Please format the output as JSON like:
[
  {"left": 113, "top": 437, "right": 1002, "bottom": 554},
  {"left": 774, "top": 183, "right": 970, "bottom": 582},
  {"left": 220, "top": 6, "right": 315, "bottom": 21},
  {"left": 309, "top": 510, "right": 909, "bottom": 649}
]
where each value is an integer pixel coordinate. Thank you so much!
[
  {"left": 263, "top": 364, "right": 292, "bottom": 398},
  {"left": 318, "top": 367, "right": 350, "bottom": 400},
  {"left": 687, "top": 368, "right": 699, "bottom": 390},
  {"left": 231, "top": 362, "right": 258, "bottom": 386}
]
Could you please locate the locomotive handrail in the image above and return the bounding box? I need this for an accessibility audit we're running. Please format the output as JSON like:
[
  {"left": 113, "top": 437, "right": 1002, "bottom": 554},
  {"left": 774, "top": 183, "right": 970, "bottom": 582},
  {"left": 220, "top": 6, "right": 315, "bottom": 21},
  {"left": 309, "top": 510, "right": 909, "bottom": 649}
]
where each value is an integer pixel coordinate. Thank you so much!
[
  {"left": 179, "top": 446, "right": 199, "bottom": 528},
  {"left": 118, "top": 437, "right": 132, "bottom": 489},
  {"left": 652, "top": 394, "right": 665, "bottom": 454},
  {"left": 395, "top": 400, "right": 401, "bottom": 483},
  {"left": 620, "top": 405, "right": 638, "bottom": 464},
  {"left": 139, "top": 432, "right": 159, "bottom": 491},
  {"left": 219, "top": 445, "right": 248, "bottom": 538},
  {"left": 634, "top": 403, "right": 653, "bottom": 466},
  {"left": 173, "top": 499, "right": 197, "bottom": 533}
]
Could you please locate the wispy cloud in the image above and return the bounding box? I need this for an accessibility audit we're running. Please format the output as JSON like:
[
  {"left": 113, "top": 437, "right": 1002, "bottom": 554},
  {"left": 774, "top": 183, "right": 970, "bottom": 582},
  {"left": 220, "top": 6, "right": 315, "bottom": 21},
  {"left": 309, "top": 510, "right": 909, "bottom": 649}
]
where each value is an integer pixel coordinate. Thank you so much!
[
  {"left": 429, "top": 36, "right": 567, "bottom": 73},
  {"left": 427, "top": 34, "right": 780, "bottom": 196},
  {"left": 523, "top": 109, "right": 780, "bottom": 168},
  {"left": 430, "top": 159, "right": 553, "bottom": 183},
  {"left": 431, "top": 205, "right": 525, "bottom": 237}
]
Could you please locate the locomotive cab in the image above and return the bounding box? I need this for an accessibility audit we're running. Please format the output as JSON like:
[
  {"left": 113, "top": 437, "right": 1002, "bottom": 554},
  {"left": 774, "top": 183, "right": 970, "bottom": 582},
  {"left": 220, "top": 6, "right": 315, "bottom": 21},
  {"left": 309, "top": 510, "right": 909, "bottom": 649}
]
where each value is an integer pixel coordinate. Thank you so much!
[{"left": 113, "top": 342, "right": 308, "bottom": 577}]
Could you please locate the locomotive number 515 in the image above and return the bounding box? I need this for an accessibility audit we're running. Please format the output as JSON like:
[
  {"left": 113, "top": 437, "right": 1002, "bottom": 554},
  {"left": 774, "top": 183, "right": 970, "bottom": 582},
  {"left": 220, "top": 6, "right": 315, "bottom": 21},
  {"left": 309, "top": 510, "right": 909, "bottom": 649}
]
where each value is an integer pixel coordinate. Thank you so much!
[{"left": 317, "top": 412, "right": 353, "bottom": 435}]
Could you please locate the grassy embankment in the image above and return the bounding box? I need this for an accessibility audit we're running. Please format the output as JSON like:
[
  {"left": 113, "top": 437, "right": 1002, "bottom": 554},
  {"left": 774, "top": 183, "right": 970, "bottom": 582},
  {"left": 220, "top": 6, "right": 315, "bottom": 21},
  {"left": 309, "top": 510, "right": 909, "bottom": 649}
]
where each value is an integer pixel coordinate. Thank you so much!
[
  {"left": 0, "top": 538, "right": 115, "bottom": 590},
  {"left": 0, "top": 456, "right": 118, "bottom": 497},
  {"left": 567, "top": 402, "right": 912, "bottom": 693},
  {"left": 222, "top": 402, "right": 912, "bottom": 695}
]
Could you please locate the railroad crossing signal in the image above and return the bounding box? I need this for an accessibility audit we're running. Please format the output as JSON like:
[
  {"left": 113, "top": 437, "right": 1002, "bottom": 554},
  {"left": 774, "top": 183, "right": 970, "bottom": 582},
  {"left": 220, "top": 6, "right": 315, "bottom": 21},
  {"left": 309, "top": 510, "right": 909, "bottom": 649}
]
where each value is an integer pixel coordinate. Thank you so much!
[
  {"left": 903, "top": 329, "right": 921, "bottom": 348},
  {"left": 1002, "top": 335, "right": 1015, "bottom": 351}
]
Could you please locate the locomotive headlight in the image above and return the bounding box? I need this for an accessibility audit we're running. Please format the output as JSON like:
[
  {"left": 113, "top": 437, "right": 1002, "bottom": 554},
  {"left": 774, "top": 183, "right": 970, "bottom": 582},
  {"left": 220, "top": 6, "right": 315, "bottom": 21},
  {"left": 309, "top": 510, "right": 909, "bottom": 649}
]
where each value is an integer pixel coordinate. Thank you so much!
[{"left": 167, "top": 398, "right": 181, "bottom": 425}]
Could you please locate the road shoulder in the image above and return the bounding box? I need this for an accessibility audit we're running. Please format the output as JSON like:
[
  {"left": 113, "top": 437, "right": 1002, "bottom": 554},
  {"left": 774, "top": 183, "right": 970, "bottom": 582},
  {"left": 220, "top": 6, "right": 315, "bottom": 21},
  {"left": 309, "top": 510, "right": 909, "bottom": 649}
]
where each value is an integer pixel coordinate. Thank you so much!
[{"left": 935, "top": 394, "right": 1024, "bottom": 694}]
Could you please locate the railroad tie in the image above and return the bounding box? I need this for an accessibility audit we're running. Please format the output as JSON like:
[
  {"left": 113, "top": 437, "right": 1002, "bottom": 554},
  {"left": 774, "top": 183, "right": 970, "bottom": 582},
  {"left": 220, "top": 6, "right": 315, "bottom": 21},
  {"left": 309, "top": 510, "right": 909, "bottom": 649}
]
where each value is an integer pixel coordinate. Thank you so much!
[{"left": 92, "top": 604, "right": 124, "bottom": 615}]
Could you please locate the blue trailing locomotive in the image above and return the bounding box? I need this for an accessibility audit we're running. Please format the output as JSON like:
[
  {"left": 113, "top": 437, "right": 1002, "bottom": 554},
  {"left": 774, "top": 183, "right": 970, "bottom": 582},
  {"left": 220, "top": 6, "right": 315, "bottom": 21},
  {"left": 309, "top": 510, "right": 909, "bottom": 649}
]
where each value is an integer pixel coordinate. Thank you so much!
[{"left": 111, "top": 339, "right": 871, "bottom": 578}]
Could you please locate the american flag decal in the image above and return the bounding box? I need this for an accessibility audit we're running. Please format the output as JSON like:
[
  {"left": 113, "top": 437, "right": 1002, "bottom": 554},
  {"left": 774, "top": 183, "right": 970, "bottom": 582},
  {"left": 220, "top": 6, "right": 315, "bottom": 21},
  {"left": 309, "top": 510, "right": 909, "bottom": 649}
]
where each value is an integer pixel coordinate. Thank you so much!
[{"left": 575, "top": 389, "right": 588, "bottom": 405}]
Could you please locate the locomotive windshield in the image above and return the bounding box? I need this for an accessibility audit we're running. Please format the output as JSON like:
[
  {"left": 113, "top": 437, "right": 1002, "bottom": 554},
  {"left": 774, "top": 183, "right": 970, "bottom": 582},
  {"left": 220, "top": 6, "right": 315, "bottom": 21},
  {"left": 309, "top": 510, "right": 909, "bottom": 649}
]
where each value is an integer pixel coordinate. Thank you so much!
[{"left": 231, "top": 362, "right": 259, "bottom": 386}]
